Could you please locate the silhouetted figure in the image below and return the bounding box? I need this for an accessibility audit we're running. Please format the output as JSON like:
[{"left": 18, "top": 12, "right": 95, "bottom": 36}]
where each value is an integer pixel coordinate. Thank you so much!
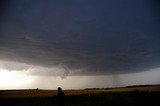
[{"left": 57, "top": 87, "right": 65, "bottom": 106}]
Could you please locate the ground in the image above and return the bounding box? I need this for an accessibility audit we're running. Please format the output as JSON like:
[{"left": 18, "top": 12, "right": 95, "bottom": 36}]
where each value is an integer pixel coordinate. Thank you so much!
[{"left": 0, "top": 85, "right": 160, "bottom": 106}]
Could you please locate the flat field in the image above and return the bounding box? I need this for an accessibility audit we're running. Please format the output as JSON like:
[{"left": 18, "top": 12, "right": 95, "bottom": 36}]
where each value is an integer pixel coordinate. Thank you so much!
[{"left": 0, "top": 85, "right": 160, "bottom": 106}]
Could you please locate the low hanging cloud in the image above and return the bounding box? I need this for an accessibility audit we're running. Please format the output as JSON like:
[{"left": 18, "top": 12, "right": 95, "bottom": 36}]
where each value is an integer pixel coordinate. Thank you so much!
[
  {"left": 0, "top": 60, "right": 30, "bottom": 71},
  {"left": 0, "top": 60, "right": 76, "bottom": 79},
  {"left": 0, "top": 0, "right": 160, "bottom": 76}
]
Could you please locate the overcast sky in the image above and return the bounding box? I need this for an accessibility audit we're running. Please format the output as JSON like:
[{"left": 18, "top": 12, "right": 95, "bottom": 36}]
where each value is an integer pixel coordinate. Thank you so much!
[{"left": 0, "top": 0, "right": 160, "bottom": 89}]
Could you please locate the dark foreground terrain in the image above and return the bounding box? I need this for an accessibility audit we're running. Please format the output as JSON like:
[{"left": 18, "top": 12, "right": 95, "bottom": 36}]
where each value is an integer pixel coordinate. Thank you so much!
[{"left": 0, "top": 85, "right": 160, "bottom": 106}]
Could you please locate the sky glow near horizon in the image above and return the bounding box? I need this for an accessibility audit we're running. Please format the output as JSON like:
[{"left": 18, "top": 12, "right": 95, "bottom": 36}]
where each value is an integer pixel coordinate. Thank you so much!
[
  {"left": 0, "top": 60, "right": 160, "bottom": 89},
  {"left": 0, "top": 0, "right": 160, "bottom": 89}
]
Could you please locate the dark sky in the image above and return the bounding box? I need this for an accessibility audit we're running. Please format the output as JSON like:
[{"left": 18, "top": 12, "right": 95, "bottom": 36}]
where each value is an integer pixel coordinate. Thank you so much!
[{"left": 0, "top": 0, "right": 160, "bottom": 76}]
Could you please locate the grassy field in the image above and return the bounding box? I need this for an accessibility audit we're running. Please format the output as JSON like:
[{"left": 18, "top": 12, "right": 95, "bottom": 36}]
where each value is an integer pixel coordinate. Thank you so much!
[{"left": 0, "top": 85, "right": 160, "bottom": 106}]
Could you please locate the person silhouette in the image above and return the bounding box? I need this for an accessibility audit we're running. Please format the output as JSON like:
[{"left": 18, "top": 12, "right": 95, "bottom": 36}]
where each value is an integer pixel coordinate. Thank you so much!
[{"left": 57, "top": 87, "right": 66, "bottom": 106}]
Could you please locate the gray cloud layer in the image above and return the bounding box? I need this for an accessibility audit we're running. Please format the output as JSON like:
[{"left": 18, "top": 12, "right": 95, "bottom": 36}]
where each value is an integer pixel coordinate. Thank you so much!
[{"left": 0, "top": 0, "right": 160, "bottom": 75}]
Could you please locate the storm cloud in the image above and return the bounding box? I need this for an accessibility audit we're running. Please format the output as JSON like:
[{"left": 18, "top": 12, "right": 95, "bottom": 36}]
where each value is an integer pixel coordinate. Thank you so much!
[{"left": 0, "top": 0, "right": 160, "bottom": 75}]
